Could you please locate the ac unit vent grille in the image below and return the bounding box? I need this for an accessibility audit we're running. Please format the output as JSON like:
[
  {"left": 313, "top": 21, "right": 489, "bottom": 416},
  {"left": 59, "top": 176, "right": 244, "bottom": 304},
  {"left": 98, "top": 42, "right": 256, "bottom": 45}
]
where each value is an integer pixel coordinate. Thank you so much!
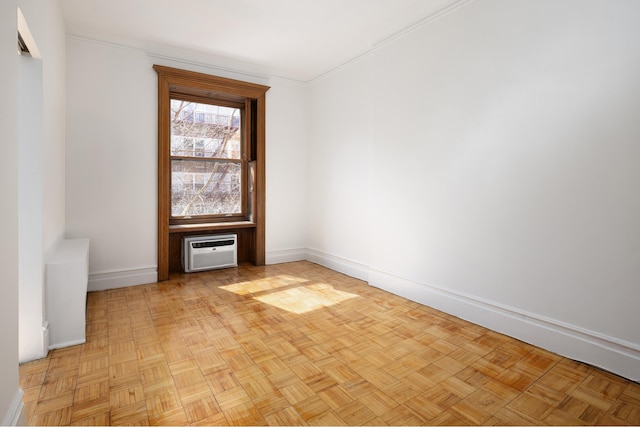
[{"left": 183, "top": 234, "right": 237, "bottom": 272}]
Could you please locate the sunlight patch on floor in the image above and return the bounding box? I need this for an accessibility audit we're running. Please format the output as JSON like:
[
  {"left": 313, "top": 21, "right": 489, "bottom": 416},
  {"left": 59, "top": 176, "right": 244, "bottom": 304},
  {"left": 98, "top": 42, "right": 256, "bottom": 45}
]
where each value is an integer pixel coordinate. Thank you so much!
[
  {"left": 253, "top": 283, "right": 359, "bottom": 314},
  {"left": 220, "top": 275, "right": 308, "bottom": 295}
]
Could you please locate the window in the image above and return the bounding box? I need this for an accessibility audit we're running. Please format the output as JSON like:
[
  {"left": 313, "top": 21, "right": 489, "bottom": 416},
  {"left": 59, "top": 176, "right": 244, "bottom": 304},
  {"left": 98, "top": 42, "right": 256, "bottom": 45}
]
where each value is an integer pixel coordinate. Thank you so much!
[
  {"left": 154, "top": 65, "right": 269, "bottom": 280},
  {"left": 170, "top": 99, "right": 245, "bottom": 219}
]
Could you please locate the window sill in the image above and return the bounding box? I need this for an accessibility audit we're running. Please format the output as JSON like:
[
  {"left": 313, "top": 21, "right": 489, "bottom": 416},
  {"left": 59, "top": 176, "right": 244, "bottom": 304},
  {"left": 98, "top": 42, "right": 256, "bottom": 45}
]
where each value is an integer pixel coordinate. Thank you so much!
[{"left": 169, "top": 221, "right": 256, "bottom": 234}]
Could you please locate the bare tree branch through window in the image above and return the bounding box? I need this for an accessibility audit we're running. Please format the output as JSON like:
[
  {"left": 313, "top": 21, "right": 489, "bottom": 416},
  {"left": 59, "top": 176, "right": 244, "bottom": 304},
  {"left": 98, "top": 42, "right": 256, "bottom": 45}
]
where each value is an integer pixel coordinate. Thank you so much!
[{"left": 170, "top": 100, "right": 243, "bottom": 217}]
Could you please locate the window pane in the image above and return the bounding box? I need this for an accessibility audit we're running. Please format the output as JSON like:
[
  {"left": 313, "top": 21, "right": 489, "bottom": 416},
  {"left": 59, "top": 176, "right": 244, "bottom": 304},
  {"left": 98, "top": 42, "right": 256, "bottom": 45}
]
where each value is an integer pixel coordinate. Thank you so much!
[
  {"left": 170, "top": 99, "right": 241, "bottom": 159},
  {"left": 171, "top": 160, "right": 242, "bottom": 216}
]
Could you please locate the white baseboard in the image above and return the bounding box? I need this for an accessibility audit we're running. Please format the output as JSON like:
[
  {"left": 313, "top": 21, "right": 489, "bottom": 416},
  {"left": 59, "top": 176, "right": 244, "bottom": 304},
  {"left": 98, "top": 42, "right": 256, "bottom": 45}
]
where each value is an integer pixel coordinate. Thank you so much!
[
  {"left": 305, "top": 248, "right": 370, "bottom": 283},
  {"left": 266, "top": 248, "right": 307, "bottom": 265},
  {"left": 2, "top": 389, "right": 24, "bottom": 426},
  {"left": 49, "top": 338, "right": 86, "bottom": 350},
  {"left": 42, "top": 321, "right": 49, "bottom": 357},
  {"left": 82, "top": 250, "right": 640, "bottom": 381},
  {"left": 88, "top": 267, "right": 157, "bottom": 291},
  {"left": 368, "top": 268, "right": 640, "bottom": 382},
  {"left": 17, "top": 322, "right": 49, "bottom": 364}
]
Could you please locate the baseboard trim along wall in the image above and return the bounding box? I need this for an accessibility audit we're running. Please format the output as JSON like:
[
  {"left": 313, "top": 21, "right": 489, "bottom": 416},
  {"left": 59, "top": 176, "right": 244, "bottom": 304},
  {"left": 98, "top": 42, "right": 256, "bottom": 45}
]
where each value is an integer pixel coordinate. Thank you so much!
[
  {"left": 81, "top": 249, "right": 639, "bottom": 381},
  {"left": 265, "top": 248, "right": 307, "bottom": 265},
  {"left": 305, "top": 248, "right": 370, "bottom": 283},
  {"left": 49, "top": 338, "right": 86, "bottom": 351},
  {"left": 368, "top": 268, "right": 640, "bottom": 382},
  {"left": 304, "top": 249, "right": 640, "bottom": 382},
  {"left": 2, "top": 389, "right": 24, "bottom": 426},
  {"left": 88, "top": 266, "right": 157, "bottom": 291}
]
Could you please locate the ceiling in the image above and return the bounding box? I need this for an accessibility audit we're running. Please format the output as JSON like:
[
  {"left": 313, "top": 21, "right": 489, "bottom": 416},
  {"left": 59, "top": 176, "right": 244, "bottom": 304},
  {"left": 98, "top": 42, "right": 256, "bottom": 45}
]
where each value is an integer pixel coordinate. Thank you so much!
[{"left": 60, "top": 0, "right": 465, "bottom": 82}]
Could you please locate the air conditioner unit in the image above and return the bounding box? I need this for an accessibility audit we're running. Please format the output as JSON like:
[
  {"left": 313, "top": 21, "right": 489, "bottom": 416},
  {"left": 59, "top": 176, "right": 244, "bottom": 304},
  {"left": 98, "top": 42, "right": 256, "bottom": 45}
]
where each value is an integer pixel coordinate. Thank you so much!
[{"left": 182, "top": 234, "right": 237, "bottom": 272}]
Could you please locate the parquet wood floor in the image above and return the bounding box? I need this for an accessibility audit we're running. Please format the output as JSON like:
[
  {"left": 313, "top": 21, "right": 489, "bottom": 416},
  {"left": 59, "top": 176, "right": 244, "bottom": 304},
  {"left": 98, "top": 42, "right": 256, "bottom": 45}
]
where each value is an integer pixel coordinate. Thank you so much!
[{"left": 20, "top": 261, "right": 640, "bottom": 425}]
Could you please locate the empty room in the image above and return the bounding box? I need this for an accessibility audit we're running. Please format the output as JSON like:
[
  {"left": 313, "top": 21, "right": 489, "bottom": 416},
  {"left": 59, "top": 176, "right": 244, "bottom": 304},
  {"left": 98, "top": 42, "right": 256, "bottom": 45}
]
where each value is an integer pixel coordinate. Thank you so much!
[{"left": 1, "top": 0, "right": 639, "bottom": 425}]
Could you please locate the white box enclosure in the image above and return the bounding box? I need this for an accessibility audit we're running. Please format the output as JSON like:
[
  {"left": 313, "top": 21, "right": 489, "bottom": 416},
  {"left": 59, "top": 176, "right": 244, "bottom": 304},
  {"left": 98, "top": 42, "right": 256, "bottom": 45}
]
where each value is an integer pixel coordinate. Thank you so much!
[
  {"left": 182, "top": 234, "right": 238, "bottom": 272},
  {"left": 45, "top": 238, "right": 90, "bottom": 349}
]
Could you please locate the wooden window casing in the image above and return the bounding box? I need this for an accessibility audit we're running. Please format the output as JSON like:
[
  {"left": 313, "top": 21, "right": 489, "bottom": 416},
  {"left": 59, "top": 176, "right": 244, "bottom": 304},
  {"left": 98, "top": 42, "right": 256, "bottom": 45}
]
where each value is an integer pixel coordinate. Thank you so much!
[{"left": 154, "top": 65, "right": 269, "bottom": 281}]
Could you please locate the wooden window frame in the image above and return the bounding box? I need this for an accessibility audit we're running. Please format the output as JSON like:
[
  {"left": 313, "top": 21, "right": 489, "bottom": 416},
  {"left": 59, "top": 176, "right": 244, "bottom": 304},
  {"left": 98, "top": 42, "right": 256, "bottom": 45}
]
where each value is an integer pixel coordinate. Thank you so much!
[{"left": 154, "top": 65, "right": 269, "bottom": 281}]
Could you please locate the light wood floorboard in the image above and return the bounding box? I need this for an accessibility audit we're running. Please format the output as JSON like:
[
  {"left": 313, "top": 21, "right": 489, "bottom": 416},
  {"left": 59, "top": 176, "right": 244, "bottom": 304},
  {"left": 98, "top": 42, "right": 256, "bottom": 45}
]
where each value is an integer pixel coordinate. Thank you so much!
[{"left": 20, "top": 261, "right": 640, "bottom": 425}]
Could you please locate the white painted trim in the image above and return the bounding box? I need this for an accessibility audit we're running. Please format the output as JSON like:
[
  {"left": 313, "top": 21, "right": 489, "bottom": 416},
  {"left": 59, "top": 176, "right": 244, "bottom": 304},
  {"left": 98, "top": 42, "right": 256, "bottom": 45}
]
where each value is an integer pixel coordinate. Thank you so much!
[
  {"left": 66, "top": 33, "right": 296, "bottom": 84},
  {"left": 305, "top": 248, "right": 370, "bottom": 283},
  {"left": 78, "top": 246, "right": 640, "bottom": 381},
  {"left": 368, "top": 268, "right": 640, "bottom": 382},
  {"left": 266, "top": 248, "right": 307, "bottom": 265},
  {"left": 17, "top": 8, "right": 41, "bottom": 59},
  {"left": 66, "top": 0, "right": 475, "bottom": 85},
  {"left": 49, "top": 338, "right": 86, "bottom": 350},
  {"left": 371, "top": 0, "right": 474, "bottom": 51},
  {"left": 88, "top": 266, "right": 157, "bottom": 291},
  {"left": 309, "top": 0, "right": 474, "bottom": 84},
  {"left": 1, "top": 389, "right": 24, "bottom": 426},
  {"left": 19, "top": 322, "right": 50, "bottom": 364},
  {"left": 42, "top": 321, "right": 49, "bottom": 356}
]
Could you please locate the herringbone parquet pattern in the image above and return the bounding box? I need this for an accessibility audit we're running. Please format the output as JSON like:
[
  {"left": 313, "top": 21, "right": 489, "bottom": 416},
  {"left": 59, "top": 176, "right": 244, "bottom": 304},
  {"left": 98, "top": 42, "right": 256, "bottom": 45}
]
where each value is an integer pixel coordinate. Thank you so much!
[{"left": 20, "top": 261, "right": 640, "bottom": 425}]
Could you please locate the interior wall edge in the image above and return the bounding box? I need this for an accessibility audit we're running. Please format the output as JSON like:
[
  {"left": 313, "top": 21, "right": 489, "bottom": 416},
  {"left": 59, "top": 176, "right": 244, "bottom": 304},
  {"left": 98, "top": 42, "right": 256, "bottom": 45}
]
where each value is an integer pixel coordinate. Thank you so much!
[
  {"left": 368, "top": 268, "right": 640, "bottom": 383},
  {"left": 1, "top": 389, "right": 23, "bottom": 427}
]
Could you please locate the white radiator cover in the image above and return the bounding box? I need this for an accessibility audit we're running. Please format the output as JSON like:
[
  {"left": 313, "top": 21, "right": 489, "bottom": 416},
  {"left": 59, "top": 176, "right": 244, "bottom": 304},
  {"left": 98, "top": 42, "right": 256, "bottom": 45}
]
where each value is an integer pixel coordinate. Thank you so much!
[{"left": 45, "top": 238, "right": 89, "bottom": 349}]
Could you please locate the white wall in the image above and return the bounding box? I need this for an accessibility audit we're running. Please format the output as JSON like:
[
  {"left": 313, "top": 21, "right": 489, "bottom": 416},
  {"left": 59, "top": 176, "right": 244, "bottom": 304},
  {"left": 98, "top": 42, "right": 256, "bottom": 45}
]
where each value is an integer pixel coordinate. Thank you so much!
[
  {"left": 63, "top": 0, "right": 640, "bottom": 380},
  {"left": 307, "top": 57, "right": 373, "bottom": 279},
  {"left": 16, "top": 0, "right": 67, "bottom": 364},
  {"left": 308, "top": 0, "right": 640, "bottom": 380},
  {"left": 39, "top": 1, "right": 67, "bottom": 258},
  {"left": 0, "top": 1, "right": 22, "bottom": 422},
  {"left": 18, "top": 53, "right": 44, "bottom": 363},
  {"left": 265, "top": 78, "right": 310, "bottom": 263},
  {"left": 65, "top": 37, "right": 309, "bottom": 288},
  {"left": 66, "top": 38, "right": 158, "bottom": 289},
  {"left": 0, "top": 0, "right": 63, "bottom": 419}
]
